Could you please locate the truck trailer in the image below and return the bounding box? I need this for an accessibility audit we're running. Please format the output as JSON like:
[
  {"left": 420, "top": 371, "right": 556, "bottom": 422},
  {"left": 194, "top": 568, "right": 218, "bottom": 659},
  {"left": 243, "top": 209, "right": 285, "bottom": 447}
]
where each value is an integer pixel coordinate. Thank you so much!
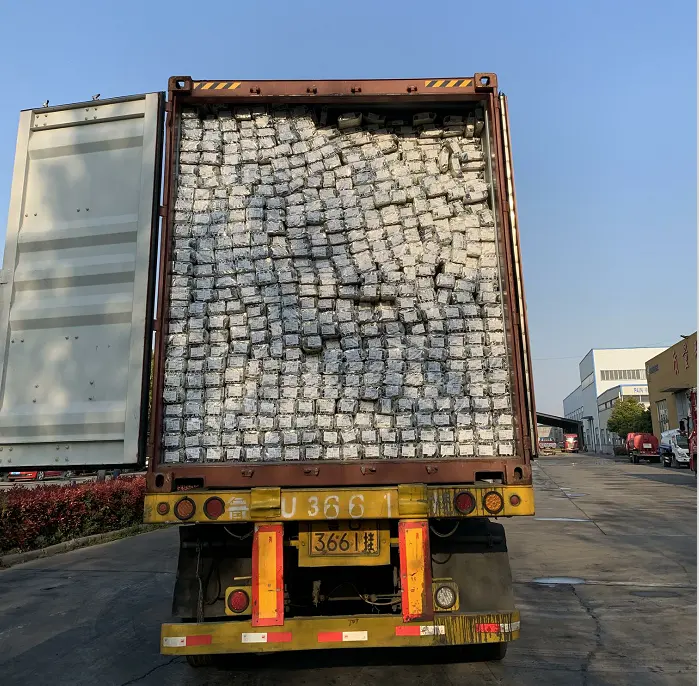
[{"left": 0, "top": 74, "right": 536, "bottom": 664}]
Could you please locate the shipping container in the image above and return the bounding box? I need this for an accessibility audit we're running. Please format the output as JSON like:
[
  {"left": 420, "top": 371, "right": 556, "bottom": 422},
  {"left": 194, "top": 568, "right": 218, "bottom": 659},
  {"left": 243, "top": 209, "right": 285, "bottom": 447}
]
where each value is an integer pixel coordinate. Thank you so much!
[{"left": 0, "top": 75, "right": 536, "bottom": 664}]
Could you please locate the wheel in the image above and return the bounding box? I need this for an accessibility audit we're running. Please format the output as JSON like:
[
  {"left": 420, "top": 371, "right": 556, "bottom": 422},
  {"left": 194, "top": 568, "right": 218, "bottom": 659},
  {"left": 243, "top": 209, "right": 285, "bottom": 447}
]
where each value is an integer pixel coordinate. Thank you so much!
[
  {"left": 476, "top": 642, "right": 508, "bottom": 661},
  {"left": 36, "top": 471, "right": 45, "bottom": 481},
  {"left": 633, "top": 455, "right": 640, "bottom": 464},
  {"left": 186, "top": 654, "right": 214, "bottom": 668}
]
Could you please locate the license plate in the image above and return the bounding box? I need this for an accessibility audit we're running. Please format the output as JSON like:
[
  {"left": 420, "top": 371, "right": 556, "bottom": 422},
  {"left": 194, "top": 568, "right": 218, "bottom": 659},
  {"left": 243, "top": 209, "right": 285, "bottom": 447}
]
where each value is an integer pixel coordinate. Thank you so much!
[
  {"left": 298, "top": 520, "right": 390, "bottom": 567},
  {"left": 310, "top": 520, "right": 380, "bottom": 557},
  {"left": 643, "top": 444, "right": 652, "bottom": 449}
]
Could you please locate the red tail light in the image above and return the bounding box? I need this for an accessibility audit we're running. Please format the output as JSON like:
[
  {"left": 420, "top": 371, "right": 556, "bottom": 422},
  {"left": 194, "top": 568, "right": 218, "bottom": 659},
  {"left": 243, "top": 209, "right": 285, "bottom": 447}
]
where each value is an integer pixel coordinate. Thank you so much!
[
  {"left": 228, "top": 590, "right": 250, "bottom": 613},
  {"left": 509, "top": 494, "right": 521, "bottom": 507},
  {"left": 204, "top": 497, "right": 225, "bottom": 520},
  {"left": 156, "top": 501, "right": 170, "bottom": 515},
  {"left": 454, "top": 491, "right": 476, "bottom": 514}
]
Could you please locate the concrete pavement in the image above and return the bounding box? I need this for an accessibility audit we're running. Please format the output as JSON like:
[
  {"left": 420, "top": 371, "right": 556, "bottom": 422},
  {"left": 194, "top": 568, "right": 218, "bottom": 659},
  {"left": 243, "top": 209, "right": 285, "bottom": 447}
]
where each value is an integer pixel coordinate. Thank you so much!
[{"left": 0, "top": 454, "right": 695, "bottom": 685}]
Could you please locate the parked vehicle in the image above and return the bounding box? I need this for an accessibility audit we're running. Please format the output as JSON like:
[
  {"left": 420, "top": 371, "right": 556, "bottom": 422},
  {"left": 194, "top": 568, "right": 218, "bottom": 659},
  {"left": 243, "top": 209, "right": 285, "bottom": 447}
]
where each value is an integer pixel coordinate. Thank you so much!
[
  {"left": 7, "top": 471, "right": 63, "bottom": 481},
  {"left": 625, "top": 433, "right": 660, "bottom": 464},
  {"left": 563, "top": 434, "right": 579, "bottom": 453},
  {"left": 0, "top": 75, "right": 536, "bottom": 664},
  {"left": 659, "top": 430, "right": 690, "bottom": 468},
  {"left": 538, "top": 439, "right": 557, "bottom": 455},
  {"left": 689, "top": 390, "right": 696, "bottom": 475}
]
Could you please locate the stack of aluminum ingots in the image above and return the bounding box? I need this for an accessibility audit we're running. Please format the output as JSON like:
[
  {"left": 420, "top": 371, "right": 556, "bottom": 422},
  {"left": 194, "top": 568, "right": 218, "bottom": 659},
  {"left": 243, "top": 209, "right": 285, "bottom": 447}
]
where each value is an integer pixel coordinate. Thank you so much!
[{"left": 161, "top": 105, "right": 514, "bottom": 463}]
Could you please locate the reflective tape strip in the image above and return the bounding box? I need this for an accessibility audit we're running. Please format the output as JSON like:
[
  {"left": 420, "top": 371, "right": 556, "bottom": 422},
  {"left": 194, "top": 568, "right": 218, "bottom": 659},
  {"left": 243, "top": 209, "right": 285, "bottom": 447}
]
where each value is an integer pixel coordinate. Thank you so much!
[
  {"left": 395, "top": 625, "right": 446, "bottom": 637},
  {"left": 398, "top": 520, "right": 432, "bottom": 621},
  {"left": 163, "top": 635, "right": 212, "bottom": 647},
  {"left": 241, "top": 632, "right": 292, "bottom": 644},
  {"left": 476, "top": 621, "right": 521, "bottom": 633},
  {"left": 317, "top": 631, "right": 368, "bottom": 643},
  {"left": 252, "top": 523, "right": 284, "bottom": 626}
]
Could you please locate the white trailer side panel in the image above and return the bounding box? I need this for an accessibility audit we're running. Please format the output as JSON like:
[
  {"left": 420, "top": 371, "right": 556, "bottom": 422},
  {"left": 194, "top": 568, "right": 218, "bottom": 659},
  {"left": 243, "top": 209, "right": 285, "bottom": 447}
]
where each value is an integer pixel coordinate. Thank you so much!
[{"left": 0, "top": 93, "right": 161, "bottom": 468}]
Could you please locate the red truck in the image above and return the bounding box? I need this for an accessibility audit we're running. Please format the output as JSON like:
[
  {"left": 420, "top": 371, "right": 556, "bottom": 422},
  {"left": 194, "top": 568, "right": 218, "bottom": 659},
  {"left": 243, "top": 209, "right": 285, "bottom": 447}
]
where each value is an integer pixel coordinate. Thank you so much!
[
  {"left": 563, "top": 434, "right": 579, "bottom": 453},
  {"left": 625, "top": 433, "right": 660, "bottom": 464}
]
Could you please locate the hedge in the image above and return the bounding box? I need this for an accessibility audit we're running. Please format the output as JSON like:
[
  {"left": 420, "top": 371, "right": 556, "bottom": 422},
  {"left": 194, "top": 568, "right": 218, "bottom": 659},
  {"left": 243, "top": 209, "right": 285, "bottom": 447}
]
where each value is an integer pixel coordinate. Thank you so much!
[{"left": 0, "top": 476, "right": 146, "bottom": 554}]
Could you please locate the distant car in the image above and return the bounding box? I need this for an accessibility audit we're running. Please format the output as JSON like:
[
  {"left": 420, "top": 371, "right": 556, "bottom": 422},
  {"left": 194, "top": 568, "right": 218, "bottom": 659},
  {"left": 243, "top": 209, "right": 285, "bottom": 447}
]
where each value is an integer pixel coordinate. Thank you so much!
[{"left": 7, "top": 471, "right": 63, "bottom": 482}]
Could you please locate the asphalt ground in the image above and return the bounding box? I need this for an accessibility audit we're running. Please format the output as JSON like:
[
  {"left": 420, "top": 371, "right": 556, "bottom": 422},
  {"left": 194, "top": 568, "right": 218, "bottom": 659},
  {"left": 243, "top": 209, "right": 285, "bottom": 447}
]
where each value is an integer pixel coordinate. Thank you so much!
[{"left": 0, "top": 453, "right": 695, "bottom": 685}]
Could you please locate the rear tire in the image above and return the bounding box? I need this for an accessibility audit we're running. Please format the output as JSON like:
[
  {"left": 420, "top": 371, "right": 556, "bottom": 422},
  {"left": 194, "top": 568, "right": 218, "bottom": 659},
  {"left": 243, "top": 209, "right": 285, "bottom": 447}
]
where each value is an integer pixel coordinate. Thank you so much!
[
  {"left": 186, "top": 654, "right": 214, "bottom": 668},
  {"left": 476, "top": 642, "right": 508, "bottom": 661}
]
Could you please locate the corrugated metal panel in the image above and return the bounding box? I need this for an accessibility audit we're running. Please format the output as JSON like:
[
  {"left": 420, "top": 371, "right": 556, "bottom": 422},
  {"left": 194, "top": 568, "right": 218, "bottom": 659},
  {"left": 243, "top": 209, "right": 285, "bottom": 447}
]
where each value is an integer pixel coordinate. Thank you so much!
[{"left": 0, "top": 93, "right": 162, "bottom": 468}]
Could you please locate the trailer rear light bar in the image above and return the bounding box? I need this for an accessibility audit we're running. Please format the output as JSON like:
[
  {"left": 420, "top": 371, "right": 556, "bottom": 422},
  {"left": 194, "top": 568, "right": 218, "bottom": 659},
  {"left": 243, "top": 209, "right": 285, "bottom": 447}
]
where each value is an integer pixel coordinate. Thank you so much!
[{"left": 144, "top": 484, "right": 534, "bottom": 524}]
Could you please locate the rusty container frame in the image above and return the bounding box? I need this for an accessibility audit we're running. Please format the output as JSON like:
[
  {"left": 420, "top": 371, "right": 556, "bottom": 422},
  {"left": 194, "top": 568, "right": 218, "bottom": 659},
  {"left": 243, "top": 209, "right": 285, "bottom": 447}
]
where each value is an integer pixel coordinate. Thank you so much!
[{"left": 147, "top": 75, "right": 535, "bottom": 493}]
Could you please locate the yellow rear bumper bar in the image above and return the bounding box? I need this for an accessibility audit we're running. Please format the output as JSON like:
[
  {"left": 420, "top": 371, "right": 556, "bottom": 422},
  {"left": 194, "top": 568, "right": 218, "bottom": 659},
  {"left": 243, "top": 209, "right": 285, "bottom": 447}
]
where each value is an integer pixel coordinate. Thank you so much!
[
  {"left": 145, "top": 484, "right": 534, "bottom": 524},
  {"left": 161, "top": 611, "right": 520, "bottom": 655}
]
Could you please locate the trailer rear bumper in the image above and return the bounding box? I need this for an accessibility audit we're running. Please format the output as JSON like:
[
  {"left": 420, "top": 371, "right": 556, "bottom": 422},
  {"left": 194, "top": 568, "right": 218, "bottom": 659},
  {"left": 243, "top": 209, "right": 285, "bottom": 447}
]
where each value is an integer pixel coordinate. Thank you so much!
[{"left": 161, "top": 611, "right": 520, "bottom": 655}]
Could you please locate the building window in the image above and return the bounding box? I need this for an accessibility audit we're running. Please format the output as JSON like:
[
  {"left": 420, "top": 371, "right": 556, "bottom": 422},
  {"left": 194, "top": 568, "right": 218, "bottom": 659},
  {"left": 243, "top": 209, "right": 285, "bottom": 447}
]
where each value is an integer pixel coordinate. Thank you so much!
[
  {"left": 601, "top": 369, "right": 646, "bottom": 382},
  {"left": 656, "top": 399, "right": 669, "bottom": 433},
  {"left": 581, "top": 373, "right": 594, "bottom": 389}
]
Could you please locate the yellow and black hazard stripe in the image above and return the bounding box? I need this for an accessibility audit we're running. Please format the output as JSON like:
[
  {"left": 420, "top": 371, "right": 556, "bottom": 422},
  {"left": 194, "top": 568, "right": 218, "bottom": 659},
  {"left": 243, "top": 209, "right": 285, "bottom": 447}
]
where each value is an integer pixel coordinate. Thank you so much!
[
  {"left": 192, "top": 81, "right": 242, "bottom": 91},
  {"left": 424, "top": 79, "right": 472, "bottom": 88}
]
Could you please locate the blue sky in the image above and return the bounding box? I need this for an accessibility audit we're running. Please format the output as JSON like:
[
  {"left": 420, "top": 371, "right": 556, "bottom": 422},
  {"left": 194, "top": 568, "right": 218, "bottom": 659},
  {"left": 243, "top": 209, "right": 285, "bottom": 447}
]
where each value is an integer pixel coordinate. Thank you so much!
[{"left": 0, "top": 0, "right": 695, "bottom": 414}]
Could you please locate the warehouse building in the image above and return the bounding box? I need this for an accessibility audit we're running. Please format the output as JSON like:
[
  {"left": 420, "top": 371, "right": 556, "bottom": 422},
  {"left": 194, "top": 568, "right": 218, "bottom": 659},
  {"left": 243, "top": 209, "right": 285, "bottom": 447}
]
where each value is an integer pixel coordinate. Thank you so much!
[
  {"left": 563, "top": 347, "right": 666, "bottom": 453},
  {"left": 646, "top": 333, "right": 697, "bottom": 438}
]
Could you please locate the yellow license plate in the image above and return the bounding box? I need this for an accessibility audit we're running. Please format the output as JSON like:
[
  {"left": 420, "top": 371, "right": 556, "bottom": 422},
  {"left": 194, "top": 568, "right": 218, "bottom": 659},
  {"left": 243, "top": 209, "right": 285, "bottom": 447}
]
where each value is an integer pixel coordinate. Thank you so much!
[
  {"left": 298, "top": 520, "right": 390, "bottom": 567},
  {"left": 310, "top": 521, "right": 380, "bottom": 557}
]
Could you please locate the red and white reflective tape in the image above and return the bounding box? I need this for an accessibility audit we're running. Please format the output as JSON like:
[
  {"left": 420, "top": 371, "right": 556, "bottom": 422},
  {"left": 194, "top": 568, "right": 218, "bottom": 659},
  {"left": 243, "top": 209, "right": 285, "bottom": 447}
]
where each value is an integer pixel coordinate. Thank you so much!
[
  {"left": 476, "top": 621, "right": 520, "bottom": 633},
  {"left": 163, "top": 635, "right": 212, "bottom": 648},
  {"left": 241, "top": 632, "right": 292, "bottom": 644},
  {"left": 395, "top": 625, "right": 446, "bottom": 637},
  {"left": 317, "top": 631, "right": 368, "bottom": 643}
]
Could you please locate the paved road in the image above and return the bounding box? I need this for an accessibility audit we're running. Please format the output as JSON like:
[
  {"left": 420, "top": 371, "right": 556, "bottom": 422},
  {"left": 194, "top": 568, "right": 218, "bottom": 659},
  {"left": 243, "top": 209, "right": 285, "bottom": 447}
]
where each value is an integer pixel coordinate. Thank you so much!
[{"left": 0, "top": 455, "right": 695, "bottom": 685}]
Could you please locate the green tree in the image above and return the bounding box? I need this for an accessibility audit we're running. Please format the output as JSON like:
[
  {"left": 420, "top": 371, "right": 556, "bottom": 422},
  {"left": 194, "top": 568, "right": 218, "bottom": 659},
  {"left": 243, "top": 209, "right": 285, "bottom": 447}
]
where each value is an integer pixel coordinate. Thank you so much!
[
  {"left": 636, "top": 408, "right": 653, "bottom": 434},
  {"left": 607, "top": 397, "right": 649, "bottom": 439}
]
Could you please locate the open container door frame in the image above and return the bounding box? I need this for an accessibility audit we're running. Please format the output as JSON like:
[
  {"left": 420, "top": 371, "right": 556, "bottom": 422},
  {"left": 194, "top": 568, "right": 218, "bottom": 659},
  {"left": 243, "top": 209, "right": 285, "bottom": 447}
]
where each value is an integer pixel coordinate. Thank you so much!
[
  {"left": 147, "top": 75, "right": 536, "bottom": 493},
  {"left": 0, "top": 93, "right": 164, "bottom": 470}
]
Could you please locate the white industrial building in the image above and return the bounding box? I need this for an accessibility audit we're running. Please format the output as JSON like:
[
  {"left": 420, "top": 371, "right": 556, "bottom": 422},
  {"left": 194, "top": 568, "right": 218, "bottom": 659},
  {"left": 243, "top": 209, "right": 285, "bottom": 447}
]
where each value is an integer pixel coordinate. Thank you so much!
[
  {"left": 596, "top": 383, "right": 650, "bottom": 453},
  {"left": 563, "top": 347, "right": 665, "bottom": 453}
]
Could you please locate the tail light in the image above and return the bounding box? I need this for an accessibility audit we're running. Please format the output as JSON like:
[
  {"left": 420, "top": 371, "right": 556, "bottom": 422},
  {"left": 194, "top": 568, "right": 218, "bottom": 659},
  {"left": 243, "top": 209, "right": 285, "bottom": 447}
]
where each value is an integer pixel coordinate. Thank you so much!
[
  {"left": 227, "top": 589, "right": 250, "bottom": 614},
  {"left": 509, "top": 494, "right": 521, "bottom": 507},
  {"left": 483, "top": 491, "right": 504, "bottom": 514},
  {"left": 156, "top": 501, "right": 170, "bottom": 516},
  {"left": 454, "top": 491, "right": 476, "bottom": 515},
  {"left": 204, "top": 497, "right": 225, "bottom": 520},
  {"left": 174, "top": 497, "right": 196, "bottom": 521}
]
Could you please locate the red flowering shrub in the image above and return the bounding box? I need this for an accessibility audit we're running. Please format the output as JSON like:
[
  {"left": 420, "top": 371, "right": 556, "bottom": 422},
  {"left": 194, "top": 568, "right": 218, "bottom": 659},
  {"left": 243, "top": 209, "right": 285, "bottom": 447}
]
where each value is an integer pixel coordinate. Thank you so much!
[{"left": 0, "top": 476, "right": 146, "bottom": 554}]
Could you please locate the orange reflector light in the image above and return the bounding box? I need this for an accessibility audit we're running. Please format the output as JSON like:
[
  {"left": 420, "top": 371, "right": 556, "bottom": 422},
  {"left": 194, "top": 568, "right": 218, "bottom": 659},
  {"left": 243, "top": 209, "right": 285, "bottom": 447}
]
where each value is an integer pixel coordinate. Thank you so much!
[
  {"left": 156, "top": 502, "right": 170, "bottom": 516},
  {"left": 454, "top": 491, "right": 476, "bottom": 515},
  {"left": 483, "top": 491, "right": 504, "bottom": 514},
  {"left": 204, "top": 496, "right": 225, "bottom": 520},
  {"left": 228, "top": 590, "right": 250, "bottom": 613},
  {"left": 509, "top": 494, "right": 521, "bottom": 507},
  {"left": 174, "top": 497, "right": 195, "bottom": 521}
]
